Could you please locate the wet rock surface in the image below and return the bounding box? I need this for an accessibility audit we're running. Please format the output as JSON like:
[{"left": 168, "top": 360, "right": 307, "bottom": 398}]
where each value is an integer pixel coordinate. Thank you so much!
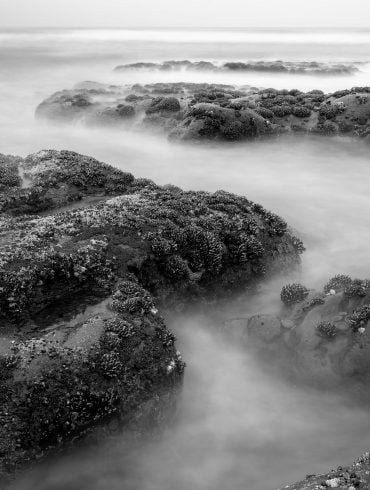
[
  {"left": 225, "top": 275, "right": 370, "bottom": 390},
  {"left": 0, "top": 149, "right": 302, "bottom": 482},
  {"left": 36, "top": 82, "right": 370, "bottom": 142}
]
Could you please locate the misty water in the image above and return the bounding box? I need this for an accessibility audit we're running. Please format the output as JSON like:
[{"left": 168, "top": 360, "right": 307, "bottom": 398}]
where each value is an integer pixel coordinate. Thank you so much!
[{"left": 2, "top": 28, "right": 370, "bottom": 489}]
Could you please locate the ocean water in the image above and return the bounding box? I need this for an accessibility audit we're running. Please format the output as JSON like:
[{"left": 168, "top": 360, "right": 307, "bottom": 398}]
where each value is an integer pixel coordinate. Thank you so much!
[{"left": 2, "top": 28, "right": 370, "bottom": 490}]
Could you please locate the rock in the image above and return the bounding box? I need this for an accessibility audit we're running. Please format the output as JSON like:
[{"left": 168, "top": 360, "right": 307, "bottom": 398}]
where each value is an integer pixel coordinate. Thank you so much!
[
  {"left": 114, "top": 60, "right": 216, "bottom": 73},
  {"left": 145, "top": 96, "right": 181, "bottom": 114},
  {"left": 36, "top": 90, "right": 96, "bottom": 121},
  {"left": 92, "top": 104, "right": 136, "bottom": 124},
  {"left": 36, "top": 82, "right": 370, "bottom": 142},
  {"left": 0, "top": 284, "right": 184, "bottom": 482},
  {"left": 114, "top": 59, "right": 359, "bottom": 75},
  {"left": 169, "top": 103, "right": 271, "bottom": 141},
  {"left": 222, "top": 60, "right": 359, "bottom": 75},
  {"left": 0, "top": 151, "right": 302, "bottom": 323},
  {"left": 248, "top": 314, "right": 282, "bottom": 343},
  {"left": 0, "top": 149, "right": 303, "bottom": 481},
  {"left": 0, "top": 149, "right": 136, "bottom": 215},
  {"left": 0, "top": 154, "right": 22, "bottom": 191},
  {"left": 232, "top": 274, "right": 370, "bottom": 391},
  {"left": 278, "top": 451, "right": 370, "bottom": 490}
]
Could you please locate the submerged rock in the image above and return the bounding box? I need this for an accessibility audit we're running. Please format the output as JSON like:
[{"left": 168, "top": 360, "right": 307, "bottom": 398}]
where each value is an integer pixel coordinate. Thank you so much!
[
  {"left": 0, "top": 149, "right": 302, "bottom": 481},
  {"left": 228, "top": 275, "right": 370, "bottom": 391},
  {"left": 36, "top": 82, "right": 370, "bottom": 142}
]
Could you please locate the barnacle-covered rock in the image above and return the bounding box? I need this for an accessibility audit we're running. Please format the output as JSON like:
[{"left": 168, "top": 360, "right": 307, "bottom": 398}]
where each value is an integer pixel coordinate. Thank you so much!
[
  {"left": 0, "top": 154, "right": 22, "bottom": 191},
  {"left": 0, "top": 149, "right": 302, "bottom": 481},
  {"left": 0, "top": 292, "right": 184, "bottom": 482},
  {"left": 0, "top": 177, "right": 301, "bottom": 324},
  {"left": 227, "top": 274, "right": 370, "bottom": 391},
  {"left": 323, "top": 274, "right": 353, "bottom": 294},
  {"left": 36, "top": 90, "right": 96, "bottom": 120},
  {"left": 111, "top": 280, "right": 156, "bottom": 314},
  {"left": 316, "top": 320, "right": 337, "bottom": 338},
  {"left": 169, "top": 103, "right": 272, "bottom": 141},
  {"left": 344, "top": 278, "right": 370, "bottom": 298},
  {"left": 36, "top": 82, "right": 370, "bottom": 142},
  {"left": 91, "top": 104, "right": 136, "bottom": 124},
  {"left": 277, "top": 451, "right": 370, "bottom": 490},
  {"left": 146, "top": 96, "right": 181, "bottom": 114},
  {"left": 292, "top": 105, "right": 311, "bottom": 118},
  {"left": 161, "top": 255, "right": 190, "bottom": 281},
  {"left": 115, "top": 59, "right": 359, "bottom": 75},
  {"left": 347, "top": 305, "right": 370, "bottom": 332},
  {"left": 271, "top": 104, "right": 292, "bottom": 117},
  {"left": 0, "top": 150, "right": 136, "bottom": 215},
  {"left": 280, "top": 283, "right": 309, "bottom": 306}
]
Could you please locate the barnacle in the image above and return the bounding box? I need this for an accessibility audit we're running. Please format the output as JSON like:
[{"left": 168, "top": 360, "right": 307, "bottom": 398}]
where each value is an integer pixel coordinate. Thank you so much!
[{"left": 280, "top": 283, "right": 309, "bottom": 306}]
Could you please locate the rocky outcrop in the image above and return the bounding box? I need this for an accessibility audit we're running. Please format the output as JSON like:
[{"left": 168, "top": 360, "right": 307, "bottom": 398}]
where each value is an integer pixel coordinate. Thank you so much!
[
  {"left": 277, "top": 451, "right": 370, "bottom": 489},
  {"left": 0, "top": 150, "right": 302, "bottom": 482},
  {"left": 0, "top": 154, "right": 22, "bottom": 191},
  {"left": 0, "top": 285, "right": 184, "bottom": 481},
  {"left": 36, "top": 82, "right": 370, "bottom": 142},
  {"left": 114, "top": 59, "right": 360, "bottom": 75},
  {"left": 0, "top": 149, "right": 136, "bottom": 215},
  {"left": 223, "top": 275, "right": 370, "bottom": 391},
  {"left": 169, "top": 103, "right": 272, "bottom": 141}
]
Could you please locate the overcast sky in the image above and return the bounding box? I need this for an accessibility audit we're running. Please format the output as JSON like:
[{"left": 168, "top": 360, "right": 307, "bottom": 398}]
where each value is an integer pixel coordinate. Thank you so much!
[{"left": 0, "top": 0, "right": 370, "bottom": 28}]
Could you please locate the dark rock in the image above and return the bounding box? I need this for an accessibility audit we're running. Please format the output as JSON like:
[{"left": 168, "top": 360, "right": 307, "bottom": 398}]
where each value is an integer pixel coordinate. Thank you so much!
[
  {"left": 0, "top": 149, "right": 303, "bottom": 481},
  {"left": 36, "top": 82, "right": 370, "bottom": 142},
  {"left": 0, "top": 154, "right": 22, "bottom": 191},
  {"left": 0, "top": 288, "right": 184, "bottom": 483},
  {"left": 36, "top": 90, "right": 96, "bottom": 121},
  {"left": 97, "top": 104, "right": 136, "bottom": 122},
  {"left": 145, "top": 96, "right": 181, "bottom": 114},
  {"left": 292, "top": 105, "right": 311, "bottom": 118},
  {"left": 278, "top": 451, "right": 370, "bottom": 489},
  {"left": 115, "top": 60, "right": 217, "bottom": 72},
  {"left": 169, "top": 103, "right": 271, "bottom": 141},
  {"left": 0, "top": 150, "right": 135, "bottom": 215},
  {"left": 114, "top": 60, "right": 360, "bottom": 75},
  {"left": 231, "top": 274, "right": 370, "bottom": 391}
]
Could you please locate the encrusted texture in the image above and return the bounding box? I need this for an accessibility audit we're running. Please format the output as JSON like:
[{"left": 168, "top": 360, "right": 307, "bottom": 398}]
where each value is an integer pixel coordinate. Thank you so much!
[
  {"left": 36, "top": 82, "right": 370, "bottom": 141},
  {"left": 277, "top": 451, "right": 370, "bottom": 489},
  {"left": 0, "top": 149, "right": 302, "bottom": 481},
  {"left": 224, "top": 275, "right": 370, "bottom": 390}
]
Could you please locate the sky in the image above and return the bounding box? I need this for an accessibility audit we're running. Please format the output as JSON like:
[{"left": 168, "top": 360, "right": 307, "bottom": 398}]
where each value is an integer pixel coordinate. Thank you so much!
[{"left": 0, "top": 0, "right": 370, "bottom": 28}]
